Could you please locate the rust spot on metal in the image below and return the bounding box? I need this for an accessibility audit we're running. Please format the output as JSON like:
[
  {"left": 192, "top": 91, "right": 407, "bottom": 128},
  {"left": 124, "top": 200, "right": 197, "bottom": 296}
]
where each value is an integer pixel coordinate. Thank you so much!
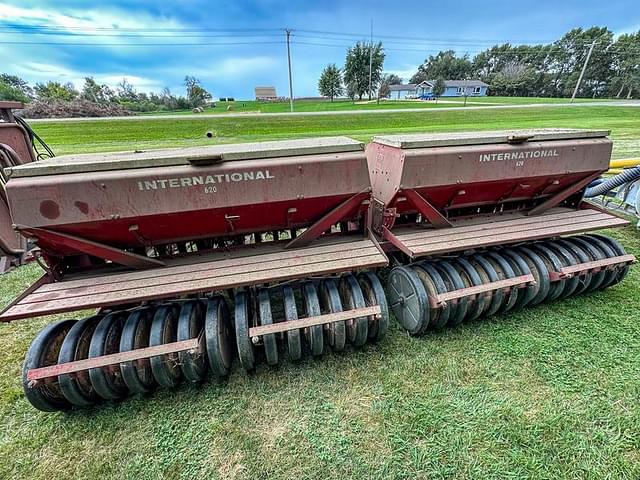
[
  {"left": 39, "top": 200, "right": 60, "bottom": 219},
  {"left": 74, "top": 201, "right": 89, "bottom": 214}
]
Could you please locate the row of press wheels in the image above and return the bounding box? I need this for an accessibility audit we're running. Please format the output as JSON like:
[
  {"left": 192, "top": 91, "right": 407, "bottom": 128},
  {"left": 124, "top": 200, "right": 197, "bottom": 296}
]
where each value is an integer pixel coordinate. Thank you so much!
[
  {"left": 23, "top": 272, "right": 388, "bottom": 412},
  {"left": 387, "top": 234, "right": 630, "bottom": 335}
]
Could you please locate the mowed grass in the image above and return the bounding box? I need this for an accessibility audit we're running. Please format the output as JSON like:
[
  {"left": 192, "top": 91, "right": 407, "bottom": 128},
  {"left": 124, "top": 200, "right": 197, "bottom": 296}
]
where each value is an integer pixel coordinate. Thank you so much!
[
  {"left": 33, "top": 105, "right": 640, "bottom": 159},
  {"left": 1, "top": 105, "right": 640, "bottom": 479},
  {"left": 139, "top": 96, "right": 615, "bottom": 116}
]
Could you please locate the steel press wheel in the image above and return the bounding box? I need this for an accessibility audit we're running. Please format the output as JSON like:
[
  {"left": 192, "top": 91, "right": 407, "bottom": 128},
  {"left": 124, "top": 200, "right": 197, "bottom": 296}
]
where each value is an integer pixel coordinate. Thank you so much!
[
  {"left": 319, "top": 279, "right": 346, "bottom": 351},
  {"left": 453, "top": 257, "right": 488, "bottom": 321},
  {"left": 500, "top": 248, "right": 538, "bottom": 309},
  {"left": 413, "top": 263, "right": 450, "bottom": 329},
  {"left": 514, "top": 247, "right": 550, "bottom": 306},
  {"left": 235, "top": 289, "right": 255, "bottom": 372},
  {"left": 302, "top": 281, "right": 324, "bottom": 355},
  {"left": 282, "top": 286, "right": 302, "bottom": 361},
  {"left": 357, "top": 271, "right": 389, "bottom": 342},
  {"left": 387, "top": 266, "right": 429, "bottom": 335},
  {"left": 433, "top": 260, "right": 468, "bottom": 325},
  {"left": 258, "top": 288, "right": 279, "bottom": 366},
  {"left": 119, "top": 307, "right": 156, "bottom": 395},
  {"left": 485, "top": 252, "right": 518, "bottom": 313},
  {"left": 470, "top": 254, "right": 504, "bottom": 317},
  {"left": 338, "top": 274, "right": 368, "bottom": 347},
  {"left": 581, "top": 236, "right": 618, "bottom": 289},
  {"left": 587, "top": 234, "right": 630, "bottom": 286},
  {"left": 59, "top": 315, "right": 102, "bottom": 407},
  {"left": 555, "top": 239, "right": 593, "bottom": 295},
  {"left": 204, "top": 296, "right": 234, "bottom": 377},
  {"left": 531, "top": 243, "right": 566, "bottom": 302},
  {"left": 177, "top": 300, "right": 208, "bottom": 383},
  {"left": 149, "top": 304, "right": 183, "bottom": 389},
  {"left": 23, "top": 320, "right": 76, "bottom": 412},
  {"left": 89, "top": 311, "right": 130, "bottom": 401},
  {"left": 542, "top": 241, "right": 580, "bottom": 299},
  {"left": 563, "top": 237, "right": 607, "bottom": 291}
]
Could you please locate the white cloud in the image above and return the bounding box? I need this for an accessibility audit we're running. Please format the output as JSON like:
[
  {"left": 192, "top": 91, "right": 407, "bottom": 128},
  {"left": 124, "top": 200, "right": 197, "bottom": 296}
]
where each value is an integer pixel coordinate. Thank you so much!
[
  {"left": 13, "top": 61, "right": 163, "bottom": 92},
  {"left": 0, "top": 4, "right": 183, "bottom": 31}
]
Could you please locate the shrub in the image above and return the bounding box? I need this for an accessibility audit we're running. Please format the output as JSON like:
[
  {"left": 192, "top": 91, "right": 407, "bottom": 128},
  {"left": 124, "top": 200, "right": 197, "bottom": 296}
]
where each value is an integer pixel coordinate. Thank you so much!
[{"left": 19, "top": 99, "right": 133, "bottom": 119}]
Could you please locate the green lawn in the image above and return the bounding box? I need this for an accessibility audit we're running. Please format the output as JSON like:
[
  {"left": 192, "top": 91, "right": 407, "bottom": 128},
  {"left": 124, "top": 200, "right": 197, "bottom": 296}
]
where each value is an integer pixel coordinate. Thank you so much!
[
  {"left": 1, "top": 106, "right": 640, "bottom": 479},
  {"left": 138, "top": 95, "right": 617, "bottom": 116},
  {"left": 35, "top": 105, "right": 640, "bottom": 159}
]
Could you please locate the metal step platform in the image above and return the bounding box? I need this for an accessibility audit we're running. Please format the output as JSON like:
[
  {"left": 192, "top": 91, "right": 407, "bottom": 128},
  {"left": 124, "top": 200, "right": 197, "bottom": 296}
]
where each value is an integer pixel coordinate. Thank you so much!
[
  {"left": 0, "top": 236, "right": 388, "bottom": 321},
  {"left": 383, "top": 206, "right": 629, "bottom": 259}
]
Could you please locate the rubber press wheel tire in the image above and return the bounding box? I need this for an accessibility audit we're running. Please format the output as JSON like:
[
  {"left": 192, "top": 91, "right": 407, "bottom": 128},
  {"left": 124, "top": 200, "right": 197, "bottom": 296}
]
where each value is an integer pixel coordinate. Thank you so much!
[
  {"left": 89, "top": 311, "right": 130, "bottom": 401},
  {"left": 358, "top": 271, "right": 389, "bottom": 342},
  {"left": 339, "top": 274, "right": 368, "bottom": 347},
  {"left": 302, "top": 282, "right": 324, "bottom": 356},
  {"left": 258, "top": 288, "right": 279, "bottom": 366},
  {"left": 387, "top": 266, "right": 429, "bottom": 335},
  {"left": 282, "top": 286, "right": 302, "bottom": 361},
  {"left": 119, "top": 307, "right": 156, "bottom": 395},
  {"left": 59, "top": 315, "right": 102, "bottom": 407},
  {"left": 23, "top": 319, "right": 76, "bottom": 412},
  {"left": 149, "top": 304, "right": 183, "bottom": 389},
  {"left": 235, "top": 289, "right": 255, "bottom": 372},
  {"left": 204, "top": 296, "right": 234, "bottom": 378},
  {"left": 319, "top": 279, "right": 346, "bottom": 352},
  {"left": 178, "top": 300, "right": 208, "bottom": 383}
]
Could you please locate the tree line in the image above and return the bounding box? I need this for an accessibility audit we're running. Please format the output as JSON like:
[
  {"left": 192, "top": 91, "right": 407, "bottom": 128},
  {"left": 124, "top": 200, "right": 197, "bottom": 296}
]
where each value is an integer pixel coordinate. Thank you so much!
[
  {"left": 319, "top": 26, "right": 640, "bottom": 100},
  {"left": 0, "top": 74, "right": 212, "bottom": 112}
]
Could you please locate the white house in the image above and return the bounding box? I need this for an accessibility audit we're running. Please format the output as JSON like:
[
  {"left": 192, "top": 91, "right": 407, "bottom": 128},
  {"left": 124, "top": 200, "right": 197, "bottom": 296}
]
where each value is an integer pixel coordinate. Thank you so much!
[{"left": 389, "top": 80, "right": 489, "bottom": 99}]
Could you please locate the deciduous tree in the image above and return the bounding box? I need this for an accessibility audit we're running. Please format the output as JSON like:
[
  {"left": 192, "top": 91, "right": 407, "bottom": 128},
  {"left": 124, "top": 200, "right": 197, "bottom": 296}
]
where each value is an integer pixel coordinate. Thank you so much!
[
  {"left": 344, "top": 41, "right": 385, "bottom": 100},
  {"left": 318, "top": 64, "right": 343, "bottom": 101}
]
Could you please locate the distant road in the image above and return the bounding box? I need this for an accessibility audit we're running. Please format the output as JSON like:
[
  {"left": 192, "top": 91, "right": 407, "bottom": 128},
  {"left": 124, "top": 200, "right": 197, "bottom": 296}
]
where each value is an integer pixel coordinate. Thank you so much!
[{"left": 27, "top": 100, "right": 640, "bottom": 123}]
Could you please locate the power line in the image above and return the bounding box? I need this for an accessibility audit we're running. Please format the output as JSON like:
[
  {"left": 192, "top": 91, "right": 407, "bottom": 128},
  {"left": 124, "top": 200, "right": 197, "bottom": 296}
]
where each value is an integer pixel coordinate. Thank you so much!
[
  {"left": 0, "top": 40, "right": 285, "bottom": 47},
  {"left": 0, "top": 23, "right": 283, "bottom": 32},
  {"left": 0, "top": 22, "right": 628, "bottom": 48}
]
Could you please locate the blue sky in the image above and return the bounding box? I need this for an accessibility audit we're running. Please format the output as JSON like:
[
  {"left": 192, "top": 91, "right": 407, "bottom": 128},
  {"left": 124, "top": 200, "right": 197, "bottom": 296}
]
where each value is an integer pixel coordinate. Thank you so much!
[{"left": 1, "top": 0, "right": 638, "bottom": 99}]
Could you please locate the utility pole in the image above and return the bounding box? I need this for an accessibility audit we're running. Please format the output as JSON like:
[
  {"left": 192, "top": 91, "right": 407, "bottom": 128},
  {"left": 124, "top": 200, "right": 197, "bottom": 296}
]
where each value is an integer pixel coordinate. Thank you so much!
[
  {"left": 285, "top": 29, "right": 294, "bottom": 112},
  {"left": 368, "top": 19, "right": 373, "bottom": 101},
  {"left": 571, "top": 41, "right": 596, "bottom": 103}
]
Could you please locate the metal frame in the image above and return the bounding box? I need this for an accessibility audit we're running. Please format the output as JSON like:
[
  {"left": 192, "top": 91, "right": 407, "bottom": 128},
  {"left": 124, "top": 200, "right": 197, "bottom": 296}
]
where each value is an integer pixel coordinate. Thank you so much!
[
  {"left": 27, "top": 336, "right": 202, "bottom": 383},
  {"left": 430, "top": 274, "right": 535, "bottom": 307},
  {"left": 17, "top": 225, "right": 165, "bottom": 269},
  {"left": 382, "top": 226, "right": 414, "bottom": 257},
  {"left": 285, "top": 190, "right": 370, "bottom": 249},
  {"left": 248, "top": 305, "right": 381, "bottom": 338},
  {"left": 548, "top": 254, "right": 636, "bottom": 281},
  {"left": 27, "top": 304, "right": 383, "bottom": 383},
  {"left": 527, "top": 172, "right": 602, "bottom": 216},
  {"left": 402, "top": 188, "right": 452, "bottom": 228}
]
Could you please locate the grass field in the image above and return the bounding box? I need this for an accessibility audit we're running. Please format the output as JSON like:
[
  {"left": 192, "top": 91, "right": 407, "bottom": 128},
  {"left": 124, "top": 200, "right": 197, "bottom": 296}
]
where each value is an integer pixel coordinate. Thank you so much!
[
  {"left": 34, "top": 105, "right": 640, "bottom": 159},
  {"left": 1, "top": 105, "right": 640, "bottom": 479},
  {"left": 138, "top": 96, "right": 615, "bottom": 116}
]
